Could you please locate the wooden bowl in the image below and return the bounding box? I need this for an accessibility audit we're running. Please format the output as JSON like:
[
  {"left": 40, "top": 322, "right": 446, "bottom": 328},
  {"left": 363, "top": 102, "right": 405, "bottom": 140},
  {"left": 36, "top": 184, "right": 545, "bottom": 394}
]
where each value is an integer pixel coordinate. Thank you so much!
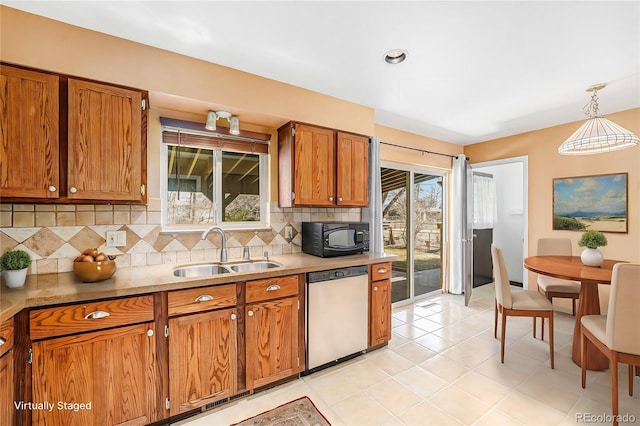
[{"left": 73, "top": 260, "right": 116, "bottom": 283}]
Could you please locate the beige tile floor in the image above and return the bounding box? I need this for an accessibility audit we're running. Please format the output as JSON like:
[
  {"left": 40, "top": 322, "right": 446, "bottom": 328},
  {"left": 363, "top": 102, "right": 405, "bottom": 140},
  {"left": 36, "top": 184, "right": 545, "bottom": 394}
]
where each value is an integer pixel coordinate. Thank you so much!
[{"left": 176, "top": 284, "right": 639, "bottom": 425}]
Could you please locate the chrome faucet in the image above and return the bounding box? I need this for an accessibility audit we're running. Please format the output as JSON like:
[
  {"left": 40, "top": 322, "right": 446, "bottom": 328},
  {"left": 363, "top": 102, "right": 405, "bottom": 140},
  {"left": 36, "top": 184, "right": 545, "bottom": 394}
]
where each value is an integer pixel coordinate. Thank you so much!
[{"left": 201, "top": 226, "right": 228, "bottom": 262}]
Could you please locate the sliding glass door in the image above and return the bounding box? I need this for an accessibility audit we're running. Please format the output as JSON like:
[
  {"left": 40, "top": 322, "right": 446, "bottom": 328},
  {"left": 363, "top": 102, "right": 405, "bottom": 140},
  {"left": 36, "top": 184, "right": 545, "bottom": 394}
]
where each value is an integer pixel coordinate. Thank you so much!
[{"left": 382, "top": 166, "right": 445, "bottom": 304}]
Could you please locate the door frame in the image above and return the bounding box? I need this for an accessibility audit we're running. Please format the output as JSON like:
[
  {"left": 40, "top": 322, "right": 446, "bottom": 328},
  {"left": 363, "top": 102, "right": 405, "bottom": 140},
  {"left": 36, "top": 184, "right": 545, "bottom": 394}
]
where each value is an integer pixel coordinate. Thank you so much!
[
  {"left": 381, "top": 161, "right": 449, "bottom": 307},
  {"left": 470, "top": 155, "right": 529, "bottom": 289}
]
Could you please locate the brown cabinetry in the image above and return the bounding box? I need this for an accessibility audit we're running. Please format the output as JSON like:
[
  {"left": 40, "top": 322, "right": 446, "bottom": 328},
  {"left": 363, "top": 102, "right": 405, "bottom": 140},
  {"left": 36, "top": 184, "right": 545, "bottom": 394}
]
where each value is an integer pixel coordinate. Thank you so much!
[
  {"left": 0, "top": 318, "right": 15, "bottom": 426},
  {"left": 0, "top": 65, "right": 60, "bottom": 199},
  {"left": 29, "top": 296, "right": 159, "bottom": 425},
  {"left": 67, "top": 79, "right": 145, "bottom": 201},
  {"left": 245, "top": 275, "right": 301, "bottom": 389},
  {"left": 278, "top": 122, "right": 369, "bottom": 207},
  {"left": 167, "top": 284, "right": 238, "bottom": 415},
  {"left": 336, "top": 131, "right": 369, "bottom": 207},
  {"left": 0, "top": 63, "right": 148, "bottom": 204},
  {"left": 369, "top": 262, "right": 392, "bottom": 346}
]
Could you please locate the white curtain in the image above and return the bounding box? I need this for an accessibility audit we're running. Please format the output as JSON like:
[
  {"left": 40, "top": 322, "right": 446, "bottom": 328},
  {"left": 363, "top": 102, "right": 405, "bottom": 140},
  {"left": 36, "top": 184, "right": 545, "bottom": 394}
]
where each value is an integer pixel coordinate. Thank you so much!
[
  {"left": 362, "top": 136, "right": 383, "bottom": 253},
  {"left": 473, "top": 174, "right": 497, "bottom": 229},
  {"left": 449, "top": 154, "right": 470, "bottom": 295}
]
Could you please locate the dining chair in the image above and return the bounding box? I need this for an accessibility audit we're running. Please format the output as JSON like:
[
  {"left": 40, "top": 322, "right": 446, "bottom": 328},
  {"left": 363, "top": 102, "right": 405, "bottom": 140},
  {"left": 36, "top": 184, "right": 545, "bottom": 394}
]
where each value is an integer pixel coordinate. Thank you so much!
[
  {"left": 491, "top": 244, "right": 555, "bottom": 368},
  {"left": 537, "top": 238, "right": 581, "bottom": 315},
  {"left": 536, "top": 238, "right": 581, "bottom": 340},
  {"left": 581, "top": 263, "right": 640, "bottom": 425}
]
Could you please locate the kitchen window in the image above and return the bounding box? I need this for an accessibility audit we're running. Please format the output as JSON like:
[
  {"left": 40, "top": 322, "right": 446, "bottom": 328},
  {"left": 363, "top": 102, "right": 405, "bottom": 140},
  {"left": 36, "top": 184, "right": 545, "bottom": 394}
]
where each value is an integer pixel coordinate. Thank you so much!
[{"left": 160, "top": 118, "right": 270, "bottom": 231}]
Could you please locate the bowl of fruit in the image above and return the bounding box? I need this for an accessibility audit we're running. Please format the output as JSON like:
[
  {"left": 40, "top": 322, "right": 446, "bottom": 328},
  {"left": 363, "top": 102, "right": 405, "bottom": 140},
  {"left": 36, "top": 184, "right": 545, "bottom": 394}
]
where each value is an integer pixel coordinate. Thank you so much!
[{"left": 73, "top": 249, "right": 117, "bottom": 282}]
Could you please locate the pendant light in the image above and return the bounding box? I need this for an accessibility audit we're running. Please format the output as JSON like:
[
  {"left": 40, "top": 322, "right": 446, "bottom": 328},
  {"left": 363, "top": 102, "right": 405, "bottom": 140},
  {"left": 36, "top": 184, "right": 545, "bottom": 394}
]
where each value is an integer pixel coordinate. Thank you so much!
[{"left": 558, "top": 83, "right": 639, "bottom": 155}]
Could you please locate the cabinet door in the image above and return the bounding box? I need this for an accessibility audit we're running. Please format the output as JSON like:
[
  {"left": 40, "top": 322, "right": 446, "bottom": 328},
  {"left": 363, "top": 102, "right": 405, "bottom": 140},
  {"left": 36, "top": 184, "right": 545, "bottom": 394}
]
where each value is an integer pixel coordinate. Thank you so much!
[
  {"left": 0, "top": 65, "right": 59, "bottom": 198},
  {"left": 168, "top": 308, "right": 237, "bottom": 415},
  {"left": 0, "top": 351, "right": 14, "bottom": 426},
  {"left": 293, "top": 124, "right": 335, "bottom": 206},
  {"left": 67, "top": 79, "right": 144, "bottom": 201},
  {"left": 370, "top": 279, "right": 392, "bottom": 346},
  {"left": 32, "top": 322, "right": 158, "bottom": 426},
  {"left": 336, "top": 132, "right": 369, "bottom": 207},
  {"left": 246, "top": 296, "right": 299, "bottom": 389}
]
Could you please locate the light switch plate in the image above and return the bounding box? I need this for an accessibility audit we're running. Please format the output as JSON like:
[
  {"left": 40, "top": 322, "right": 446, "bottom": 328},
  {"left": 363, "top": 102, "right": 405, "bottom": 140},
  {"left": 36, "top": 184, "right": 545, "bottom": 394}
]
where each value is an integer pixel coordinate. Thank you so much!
[{"left": 106, "top": 230, "right": 126, "bottom": 247}]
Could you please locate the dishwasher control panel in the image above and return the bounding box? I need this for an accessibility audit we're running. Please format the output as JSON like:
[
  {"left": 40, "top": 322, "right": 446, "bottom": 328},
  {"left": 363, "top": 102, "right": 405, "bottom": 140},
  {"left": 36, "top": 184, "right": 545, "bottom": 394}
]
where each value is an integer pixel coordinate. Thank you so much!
[{"left": 307, "top": 265, "right": 368, "bottom": 283}]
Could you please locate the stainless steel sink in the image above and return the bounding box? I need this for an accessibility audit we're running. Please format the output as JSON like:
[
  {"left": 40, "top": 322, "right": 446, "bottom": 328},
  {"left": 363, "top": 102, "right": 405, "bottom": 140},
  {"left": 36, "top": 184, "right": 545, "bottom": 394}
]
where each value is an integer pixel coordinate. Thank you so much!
[
  {"left": 228, "top": 261, "right": 281, "bottom": 272},
  {"left": 173, "top": 263, "right": 232, "bottom": 277}
]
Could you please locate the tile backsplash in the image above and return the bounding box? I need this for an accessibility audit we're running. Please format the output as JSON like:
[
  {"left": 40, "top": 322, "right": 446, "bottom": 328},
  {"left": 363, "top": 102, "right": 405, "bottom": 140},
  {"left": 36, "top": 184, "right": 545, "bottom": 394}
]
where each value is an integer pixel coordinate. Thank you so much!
[{"left": 0, "top": 201, "right": 361, "bottom": 275}]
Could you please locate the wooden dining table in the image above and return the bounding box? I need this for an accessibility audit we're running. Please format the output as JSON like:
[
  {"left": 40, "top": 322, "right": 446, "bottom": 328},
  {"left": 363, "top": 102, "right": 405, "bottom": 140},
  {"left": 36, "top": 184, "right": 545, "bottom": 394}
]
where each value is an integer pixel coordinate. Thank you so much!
[{"left": 524, "top": 255, "right": 624, "bottom": 371}]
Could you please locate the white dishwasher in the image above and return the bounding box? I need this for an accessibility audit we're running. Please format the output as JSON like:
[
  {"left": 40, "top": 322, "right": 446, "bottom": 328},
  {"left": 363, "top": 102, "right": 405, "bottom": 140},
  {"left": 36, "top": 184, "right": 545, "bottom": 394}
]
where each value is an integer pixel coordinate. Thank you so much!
[{"left": 306, "top": 265, "right": 369, "bottom": 372}]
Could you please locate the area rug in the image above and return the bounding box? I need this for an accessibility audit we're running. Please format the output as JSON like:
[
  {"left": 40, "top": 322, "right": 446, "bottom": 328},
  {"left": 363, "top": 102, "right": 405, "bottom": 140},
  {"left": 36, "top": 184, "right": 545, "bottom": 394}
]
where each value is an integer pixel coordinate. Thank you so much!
[{"left": 231, "top": 396, "right": 331, "bottom": 426}]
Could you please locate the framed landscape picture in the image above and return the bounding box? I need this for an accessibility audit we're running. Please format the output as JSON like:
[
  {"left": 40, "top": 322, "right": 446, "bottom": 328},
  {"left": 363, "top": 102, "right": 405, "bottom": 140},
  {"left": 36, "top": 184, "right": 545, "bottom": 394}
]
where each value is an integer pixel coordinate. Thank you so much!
[{"left": 553, "top": 172, "right": 628, "bottom": 233}]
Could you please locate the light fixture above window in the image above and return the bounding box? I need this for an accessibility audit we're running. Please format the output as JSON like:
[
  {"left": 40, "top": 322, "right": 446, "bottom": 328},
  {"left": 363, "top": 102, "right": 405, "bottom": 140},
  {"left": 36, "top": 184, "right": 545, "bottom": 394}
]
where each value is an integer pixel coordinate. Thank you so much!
[
  {"left": 205, "top": 110, "right": 240, "bottom": 135},
  {"left": 384, "top": 49, "right": 408, "bottom": 64},
  {"left": 558, "top": 83, "right": 639, "bottom": 155}
]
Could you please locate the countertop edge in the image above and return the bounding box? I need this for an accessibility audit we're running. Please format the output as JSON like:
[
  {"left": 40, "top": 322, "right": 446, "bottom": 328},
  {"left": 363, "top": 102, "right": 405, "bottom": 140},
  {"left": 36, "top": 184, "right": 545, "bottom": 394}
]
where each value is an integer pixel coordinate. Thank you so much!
[{"left": 1, "top": 252, "right": 398, "bottom": 321}]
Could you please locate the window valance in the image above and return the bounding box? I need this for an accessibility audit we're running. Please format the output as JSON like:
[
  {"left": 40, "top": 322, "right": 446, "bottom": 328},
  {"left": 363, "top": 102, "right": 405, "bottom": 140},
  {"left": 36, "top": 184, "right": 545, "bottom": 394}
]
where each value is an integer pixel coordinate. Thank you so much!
[{"left": 160, "top": 117, "right": 270, "bottom": 154}]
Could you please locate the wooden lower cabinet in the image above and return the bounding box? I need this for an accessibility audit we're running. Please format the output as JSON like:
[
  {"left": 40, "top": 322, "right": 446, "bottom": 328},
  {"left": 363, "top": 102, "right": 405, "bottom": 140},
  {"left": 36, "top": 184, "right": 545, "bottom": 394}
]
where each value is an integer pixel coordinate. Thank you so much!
[
  {"left": 31, "top": 322, "right": 159, "bottom": 426},
  {"left": 0, "top": 350, "right": 14, "bottom": 426},
  {"left": 245, "top": 296, "right": 300, "bottom": 389},
  {"left": 168, "top": 308, "right": 237, "bottom": 416},
  {"left": 0, "top": 317, "right": 15, "bottom": 425},
  {"left": 369, "top": 263, "right": 392, "bottom": 346}
]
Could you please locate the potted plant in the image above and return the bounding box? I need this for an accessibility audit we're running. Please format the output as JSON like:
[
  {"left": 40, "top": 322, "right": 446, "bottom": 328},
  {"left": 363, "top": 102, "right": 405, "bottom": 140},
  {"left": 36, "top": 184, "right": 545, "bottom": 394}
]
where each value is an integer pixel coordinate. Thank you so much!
[
  {"left": 0, "top": 249, "right": 32, "bottom": 288},
  {"left": 577, "top": 230, "right": 608, "bottom": 267}
]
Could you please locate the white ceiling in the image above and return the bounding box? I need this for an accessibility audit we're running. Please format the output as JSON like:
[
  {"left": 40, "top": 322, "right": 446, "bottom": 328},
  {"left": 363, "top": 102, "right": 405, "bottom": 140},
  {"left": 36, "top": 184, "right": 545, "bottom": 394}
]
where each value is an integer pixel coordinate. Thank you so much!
[{"left": 6, "top": 1, "right": 640, "bottom": 145}]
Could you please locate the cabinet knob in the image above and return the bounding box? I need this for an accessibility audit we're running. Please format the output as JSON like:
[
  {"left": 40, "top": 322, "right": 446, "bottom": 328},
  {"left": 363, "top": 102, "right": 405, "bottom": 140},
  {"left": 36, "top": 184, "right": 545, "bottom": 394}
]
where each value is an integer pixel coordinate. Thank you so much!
[
  {"left": 69, "top": 186, "right": 78, "bottom": 194},
  {"left": 195, "top": 295, "right": 214, "bottom": 302},
  {"left": 84, "top": 310, "right": 110, "bottom": 320},
  {"left": 338, "top": 197, "right": 343, "bottom": 202},
  {"left": 0, "top": 337, "right": 5, "bottom": 346},
  {"left": 230, "top": 313, "right": 237, "bottom": 320},
  {"left": 377, "top": 268, "right": 387, "bottom": 274},
  {"left": 48, "top": 185, "right": 57, "bottom": 192},
  {"left": 328, "top": 197, "right": 334, "bottom": 201},
  {"left": 373, "top": 286, "right": 378, "bottom": 291},
  {"left": 147, "top": 329, "right": 154, "bottom": 337},
  {"left": 266, "top": 284, "right": 281, "bottom": 292},
  {"left": 247, "top": 310, "right": 254, "bottom": 317}
]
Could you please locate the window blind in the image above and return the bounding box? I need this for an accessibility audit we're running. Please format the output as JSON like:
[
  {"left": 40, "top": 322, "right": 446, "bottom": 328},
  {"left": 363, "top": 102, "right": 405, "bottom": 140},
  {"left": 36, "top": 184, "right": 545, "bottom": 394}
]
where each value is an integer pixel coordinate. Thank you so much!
[{"left": 160, "top": 117, "right": 270, "bottom": 154}]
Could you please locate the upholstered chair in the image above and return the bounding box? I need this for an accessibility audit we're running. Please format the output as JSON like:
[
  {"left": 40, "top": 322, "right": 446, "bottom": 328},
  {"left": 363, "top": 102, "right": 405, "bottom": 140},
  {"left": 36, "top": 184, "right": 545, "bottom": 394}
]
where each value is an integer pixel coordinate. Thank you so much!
[
  {"left": 581, "top": 263, "right": 640, "bottom": 426},
  {"left": 491, "top": 244, "right": 555, "bottom": 368},
  {"left": 537, "top": 238, "right": 581, "bottom": 315}
]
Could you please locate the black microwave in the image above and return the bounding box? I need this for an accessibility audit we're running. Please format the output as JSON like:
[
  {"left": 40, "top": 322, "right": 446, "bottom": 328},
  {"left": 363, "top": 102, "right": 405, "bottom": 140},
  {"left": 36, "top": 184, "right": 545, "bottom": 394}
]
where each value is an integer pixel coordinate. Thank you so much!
[{"left": 301, "top": 222, "right": 369, "bottom": 258}]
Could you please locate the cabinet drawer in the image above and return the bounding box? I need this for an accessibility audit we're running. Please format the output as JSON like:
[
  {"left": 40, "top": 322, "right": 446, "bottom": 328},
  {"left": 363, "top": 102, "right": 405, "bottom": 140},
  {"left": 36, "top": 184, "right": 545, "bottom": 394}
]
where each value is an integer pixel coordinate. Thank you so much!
[
  {"left": 0, "top": 317, "right": 14, "bottom": 357},
  {"left": 168, "top": 284, "right": 237, "bottom": 316},
  {"left": 246, "top": 275, "right": 299, "bottom": 303},
  {"left": 30, "top": 295, "right": 154, "bottom": 340},
  {"left": 370, "top": 262, "right": 392, "bottom": 281}
]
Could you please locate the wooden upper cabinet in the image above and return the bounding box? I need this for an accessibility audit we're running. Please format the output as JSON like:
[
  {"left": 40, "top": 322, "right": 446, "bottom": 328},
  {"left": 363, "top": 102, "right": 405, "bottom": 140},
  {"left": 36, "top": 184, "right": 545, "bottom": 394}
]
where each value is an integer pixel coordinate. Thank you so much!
[
  {"left": 67, "top": 79, "right": 145, "bottom": 202},
  {"left": 278, "top": 122, "right": 369, "bottom": 207},
  {"left": 0, "top": 65, "right": 60, "bottom": 199},
  {"left": 294, "top": 124, "right": 335, "bottom": 206},
  {"left": 336, "top": 132, "right": 369, "bottom": 207}
]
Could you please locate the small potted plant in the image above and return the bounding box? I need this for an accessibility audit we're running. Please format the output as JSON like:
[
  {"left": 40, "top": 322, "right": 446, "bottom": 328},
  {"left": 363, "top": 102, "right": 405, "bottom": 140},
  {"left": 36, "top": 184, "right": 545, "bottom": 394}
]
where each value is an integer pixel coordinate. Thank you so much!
[
  {"left": 578, "top": 230, "right": 608, "bottom": 267},
  {"left": 0, "top": 249, "right": 32, "bottom": 288}
]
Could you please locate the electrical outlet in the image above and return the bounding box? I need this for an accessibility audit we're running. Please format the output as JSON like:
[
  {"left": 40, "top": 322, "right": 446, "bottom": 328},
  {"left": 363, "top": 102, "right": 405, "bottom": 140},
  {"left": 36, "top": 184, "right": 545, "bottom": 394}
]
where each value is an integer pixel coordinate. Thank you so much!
[
  {"left": 106, "top": 230, "right": 126, "bottom": 247},
  {"left": 284, "top": 225, "right": 293, "bottom": 240}
]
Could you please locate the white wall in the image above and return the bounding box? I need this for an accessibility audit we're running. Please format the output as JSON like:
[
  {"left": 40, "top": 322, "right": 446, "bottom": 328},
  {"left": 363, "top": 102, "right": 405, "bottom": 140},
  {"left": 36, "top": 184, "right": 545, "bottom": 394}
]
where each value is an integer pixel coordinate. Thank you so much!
[{"left": 475, "top": 162, "right": 525, "bottom": 283}]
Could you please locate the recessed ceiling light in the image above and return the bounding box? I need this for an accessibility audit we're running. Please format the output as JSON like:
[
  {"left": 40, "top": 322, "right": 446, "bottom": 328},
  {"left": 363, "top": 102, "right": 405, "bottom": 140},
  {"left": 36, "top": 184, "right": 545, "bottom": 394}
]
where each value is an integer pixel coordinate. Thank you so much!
[{"left": 384, "top": 49, "right": 408, "bottom": 64}]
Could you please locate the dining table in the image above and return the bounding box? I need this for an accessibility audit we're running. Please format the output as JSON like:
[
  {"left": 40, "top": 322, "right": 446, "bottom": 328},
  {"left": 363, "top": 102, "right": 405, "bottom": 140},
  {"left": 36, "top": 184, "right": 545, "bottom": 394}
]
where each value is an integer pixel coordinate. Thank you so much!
[{"left": 524, "top": 255, "right": 624, "bottom": 371}]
